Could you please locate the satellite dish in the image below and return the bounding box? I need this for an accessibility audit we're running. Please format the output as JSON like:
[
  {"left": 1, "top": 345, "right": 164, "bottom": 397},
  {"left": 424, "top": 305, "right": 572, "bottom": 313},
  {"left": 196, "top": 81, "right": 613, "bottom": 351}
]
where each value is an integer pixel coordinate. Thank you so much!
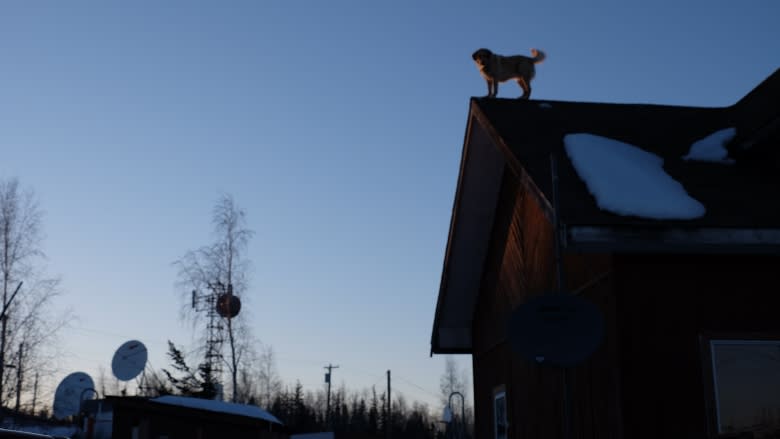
[
  {"left": 112, "top": 340, "right": 148, "bottom": 381},
  {"left": 216, "top": 293, "right": 241, "bottom": 318},
  {"left": 507, "top": 293, "right": 605, "bottom": 367},
  {"left": 53, "top": 372, "right": 95, "bottom": 420}
]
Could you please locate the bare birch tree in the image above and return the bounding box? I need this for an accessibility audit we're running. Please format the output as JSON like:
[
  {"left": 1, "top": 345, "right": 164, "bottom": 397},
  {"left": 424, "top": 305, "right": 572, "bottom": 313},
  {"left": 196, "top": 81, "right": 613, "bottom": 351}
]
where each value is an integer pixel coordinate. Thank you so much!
[
  {"left": 231, "top": 341, "right": 282, "bottom": 407},
  {"left": 439, "top": 356, "right": 473, "bottom": 437},
  {"left": 256, "top": 344, "right": 282, "bottom": 408},
  {"left": 439, "top": 357, "right": 468, "bottom": 406},
  {"left": 97, "top": 365, "right": 122, "bottom": 397},
  {"left": 0, "top": 177, "right": 71, "bottom": 408},
  {"left": 174, "top": 194, "right": 254, "bottom": 402}
]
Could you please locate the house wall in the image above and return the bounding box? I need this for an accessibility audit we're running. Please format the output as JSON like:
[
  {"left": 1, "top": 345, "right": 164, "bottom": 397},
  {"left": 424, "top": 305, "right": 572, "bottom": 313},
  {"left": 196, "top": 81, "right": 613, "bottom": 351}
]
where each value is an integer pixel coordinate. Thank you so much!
[
  {"left": 472, "top": 196, "right": 780, "bottom": 439},
  {"left": 471, "top": 169, "right": 618, "bottom": 439},
  {"left": 613, "top": 253, "right": 780, "bottom": 439}
]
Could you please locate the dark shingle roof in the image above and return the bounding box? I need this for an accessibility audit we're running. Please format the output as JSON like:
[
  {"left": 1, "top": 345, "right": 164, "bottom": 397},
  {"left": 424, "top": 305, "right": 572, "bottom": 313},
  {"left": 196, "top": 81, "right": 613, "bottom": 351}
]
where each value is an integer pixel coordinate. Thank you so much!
[{"left": 472, "top": 68, "right": 780, "bottom": 228}]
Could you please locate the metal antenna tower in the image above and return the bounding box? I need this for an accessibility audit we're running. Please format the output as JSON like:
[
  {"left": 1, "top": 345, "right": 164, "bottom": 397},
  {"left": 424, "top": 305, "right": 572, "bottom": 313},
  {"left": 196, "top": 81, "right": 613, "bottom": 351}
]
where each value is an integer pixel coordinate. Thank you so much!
[{"left": 192, "top": 284, "right": 226, "bottom": 384}]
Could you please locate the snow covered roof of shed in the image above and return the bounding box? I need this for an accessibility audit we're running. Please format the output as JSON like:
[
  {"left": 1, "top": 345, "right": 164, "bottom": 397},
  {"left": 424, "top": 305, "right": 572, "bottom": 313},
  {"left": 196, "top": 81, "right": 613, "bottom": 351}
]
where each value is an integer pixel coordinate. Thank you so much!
[{"left": 152, "top": 396, "right": 283, "bottom": 425}]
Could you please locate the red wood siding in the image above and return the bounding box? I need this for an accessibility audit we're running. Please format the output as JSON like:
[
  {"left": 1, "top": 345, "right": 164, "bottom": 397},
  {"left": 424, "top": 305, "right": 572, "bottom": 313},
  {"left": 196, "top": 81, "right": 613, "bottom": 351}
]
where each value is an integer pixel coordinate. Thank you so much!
[
  {"left": 614, "top": 253, "right": 780, "bottom": 439},
  {"left": 472, "top": 168, "right": 618, "bottom": 439}
]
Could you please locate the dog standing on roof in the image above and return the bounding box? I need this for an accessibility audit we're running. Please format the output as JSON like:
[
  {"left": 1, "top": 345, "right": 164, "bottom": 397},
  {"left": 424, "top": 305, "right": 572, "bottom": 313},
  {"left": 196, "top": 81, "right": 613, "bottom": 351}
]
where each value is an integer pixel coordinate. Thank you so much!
[{"left": 472, "top": 48, "right": 546, "bottom": 99}]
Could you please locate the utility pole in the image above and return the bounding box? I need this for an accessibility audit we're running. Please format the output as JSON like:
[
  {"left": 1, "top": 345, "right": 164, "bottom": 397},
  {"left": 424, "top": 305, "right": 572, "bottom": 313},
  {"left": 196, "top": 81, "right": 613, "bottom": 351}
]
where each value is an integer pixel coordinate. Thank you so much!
[
  {"left": 0, "top": 281, "right": 23, "bottom": 406},
  {"left": 551, "top": 155, "right": 572, "bottom": 439},
  {"left": 324, "top": 363, "right": 339, "bottom": 426},
  {"left": 32, "top": 372, "right": 38, "bottom": 415},
  {"left": 14, "top": 342, "right": 23, "bottom": 412},
  {"left": 386, "top": 369, "right": 391, "bottom": 439}
]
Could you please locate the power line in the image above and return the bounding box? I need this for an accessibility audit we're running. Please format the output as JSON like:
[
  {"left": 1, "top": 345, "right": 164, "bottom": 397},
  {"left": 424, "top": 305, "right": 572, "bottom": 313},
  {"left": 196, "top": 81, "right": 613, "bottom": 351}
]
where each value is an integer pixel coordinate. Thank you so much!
[
  {"left": 313, "top": 363, "right": 443, "bottom": 405},
  {"left": 338, "top": 365, "right": 385, "bottom": 382},
  {"left": 393, "top": 374, "right": 441, "bottom": 400},
  {"left": 67, "top": 326, "right": 447, "bottom": 405},
  {"left": 69, "top": 325, "right": 171, "bottom": 348}
]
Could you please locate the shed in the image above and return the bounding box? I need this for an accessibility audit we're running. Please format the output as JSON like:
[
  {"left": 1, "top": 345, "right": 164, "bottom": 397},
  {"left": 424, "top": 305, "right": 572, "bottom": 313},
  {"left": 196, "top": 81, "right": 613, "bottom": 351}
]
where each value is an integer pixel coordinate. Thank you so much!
[{"left": 106, "top": 396, "right": 287, "bottom": 439}]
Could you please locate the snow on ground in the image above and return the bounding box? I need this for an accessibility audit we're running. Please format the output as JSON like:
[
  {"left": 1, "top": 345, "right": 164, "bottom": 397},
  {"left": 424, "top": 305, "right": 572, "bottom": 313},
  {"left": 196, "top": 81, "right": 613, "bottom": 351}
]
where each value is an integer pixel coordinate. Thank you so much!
[
  {"left": 291, "top": 433, "right": 335, "bottom": 439},
  {"left": 0, "top": 424, "right": 79, "bottom": 437},
  {"left": 152, "top": 395, "right": 282, "bottom": 424},
  {"left": 682, "top": 127, "right": 736, "bottom": 164},
  {"left": 563, "top": 133, "right": 706, "bottom": 220}
]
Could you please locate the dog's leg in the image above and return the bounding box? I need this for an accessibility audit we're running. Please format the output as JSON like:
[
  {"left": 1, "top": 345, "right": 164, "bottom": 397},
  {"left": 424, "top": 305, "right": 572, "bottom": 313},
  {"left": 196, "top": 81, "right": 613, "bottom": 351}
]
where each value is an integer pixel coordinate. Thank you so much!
[
  {"left": 484, "top": 80, "right": 492, "bottom": 98},
  {"left": 517, "top": 77, "right": 531, "bottom": 99},
  {"left": 491, "top": 80, "right": 499, "bottom": 98}
]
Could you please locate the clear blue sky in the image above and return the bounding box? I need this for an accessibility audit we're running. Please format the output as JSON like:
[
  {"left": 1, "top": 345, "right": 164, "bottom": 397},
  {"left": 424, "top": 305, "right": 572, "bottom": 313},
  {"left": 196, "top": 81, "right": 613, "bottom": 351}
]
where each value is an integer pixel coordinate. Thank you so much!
[{"left": 1, "top": 0, "right": 778, "bottom": 411}]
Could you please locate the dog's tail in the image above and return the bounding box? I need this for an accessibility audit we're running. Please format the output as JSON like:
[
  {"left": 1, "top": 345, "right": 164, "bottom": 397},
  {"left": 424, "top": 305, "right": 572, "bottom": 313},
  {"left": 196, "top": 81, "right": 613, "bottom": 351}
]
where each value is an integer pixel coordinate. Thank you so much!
[{"left": 531, "top": 48, "right": 546, "bottom": 64}]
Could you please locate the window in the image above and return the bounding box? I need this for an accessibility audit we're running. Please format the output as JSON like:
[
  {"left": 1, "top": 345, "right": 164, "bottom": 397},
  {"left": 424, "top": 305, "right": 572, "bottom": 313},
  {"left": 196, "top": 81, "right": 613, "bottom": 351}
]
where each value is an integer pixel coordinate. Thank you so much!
[
  {"left": 703, "top": 336, "right": 780, "bottom": 439},
  {"left": 494, "top": 389, "right": 508, "bottom": 439}
]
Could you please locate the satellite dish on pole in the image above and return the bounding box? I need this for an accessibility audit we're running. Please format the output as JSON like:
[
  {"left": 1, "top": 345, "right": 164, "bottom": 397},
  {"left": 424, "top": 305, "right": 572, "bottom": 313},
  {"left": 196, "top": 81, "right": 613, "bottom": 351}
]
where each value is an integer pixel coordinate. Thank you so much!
[
  {"left": 111, "top": 340, "right": 148, "bottom": 381},
  {"left": 53, "top": 372, "right": 95, "bottom": 420},
  {"left": 216, "top": 293, "right": 241, "bottom": 318},
  {"left": 507, "top": 293, "right": 605, "bottom": 367}
]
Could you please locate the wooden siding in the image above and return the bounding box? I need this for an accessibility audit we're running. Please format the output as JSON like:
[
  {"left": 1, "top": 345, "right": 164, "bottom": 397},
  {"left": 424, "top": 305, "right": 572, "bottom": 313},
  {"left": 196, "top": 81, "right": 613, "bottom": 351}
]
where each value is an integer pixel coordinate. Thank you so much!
[
  {"left": 472, "top": 167, "right": 618, "bottom": 439},
  {"left": 614, "top": 253, "right": 780, "bottom": 439}
]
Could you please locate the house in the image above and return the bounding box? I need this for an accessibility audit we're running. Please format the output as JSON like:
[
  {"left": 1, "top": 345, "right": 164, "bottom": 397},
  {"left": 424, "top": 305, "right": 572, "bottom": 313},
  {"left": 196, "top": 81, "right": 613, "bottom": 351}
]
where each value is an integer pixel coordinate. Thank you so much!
[
  {"left": 95, "top": 395, "right": 287, "bottom": 439},
  {"left": 430, "top": 68, "right": 780, "bottom": 439}
]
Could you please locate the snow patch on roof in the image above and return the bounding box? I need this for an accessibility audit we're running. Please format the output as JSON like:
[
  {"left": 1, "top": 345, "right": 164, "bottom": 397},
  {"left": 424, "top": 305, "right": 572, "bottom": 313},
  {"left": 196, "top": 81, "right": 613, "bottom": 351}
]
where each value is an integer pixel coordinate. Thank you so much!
[
  {"left": 152, "top": 395, "right": 283, "bottom": 424},
  {"left": 563, "top": 133, "right": 705, "bottom": 220},
  {"left": 538, "top": 102, "right": 553, "bottom": 109},
  {"left": 682, "top": 127, "right": 736, "bottom": 164}
]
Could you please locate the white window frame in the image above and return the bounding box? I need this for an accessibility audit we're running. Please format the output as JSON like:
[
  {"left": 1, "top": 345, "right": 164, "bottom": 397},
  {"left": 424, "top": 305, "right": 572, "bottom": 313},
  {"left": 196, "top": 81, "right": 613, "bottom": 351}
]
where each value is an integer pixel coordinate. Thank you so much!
[
  {"left": 494, "top": 389, "right": 508, "bottom": 439},
  {"left": 705, "top": 336, "right": 780, "bottom": 437}
]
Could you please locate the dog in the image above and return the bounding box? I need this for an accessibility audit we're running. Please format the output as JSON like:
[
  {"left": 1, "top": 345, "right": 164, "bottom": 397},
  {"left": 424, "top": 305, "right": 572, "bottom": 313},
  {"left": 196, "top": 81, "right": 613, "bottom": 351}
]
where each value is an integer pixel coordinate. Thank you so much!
[{"left": 472, "top": 48, "right": 546, "bottom": 99}]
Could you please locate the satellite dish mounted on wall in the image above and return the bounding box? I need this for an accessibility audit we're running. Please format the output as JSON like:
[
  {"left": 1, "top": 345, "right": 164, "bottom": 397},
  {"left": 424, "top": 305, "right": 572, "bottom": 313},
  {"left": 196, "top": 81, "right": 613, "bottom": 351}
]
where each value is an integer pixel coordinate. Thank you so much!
[
  {"left": 507, "top": 156, "right": 604, "bottom": 367},
  {"left": 52, "top": 372, "right": 95, "bottom": 420},
  {"left": 112, "top": 340, "right": 148, "bottom": 381},
  {"left": 507, "top": 292, "right": 605, "bottom": 367}
]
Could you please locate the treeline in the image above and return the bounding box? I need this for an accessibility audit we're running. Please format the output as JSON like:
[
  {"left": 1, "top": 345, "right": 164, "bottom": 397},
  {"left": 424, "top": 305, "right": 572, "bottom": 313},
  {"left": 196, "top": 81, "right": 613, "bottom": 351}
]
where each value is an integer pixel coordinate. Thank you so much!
[
  {"left": 268, "top": 381, "right": 450, "bottom": 439},
  {"left": 133, "top": 342, "right": 472, "bottom": 438}
]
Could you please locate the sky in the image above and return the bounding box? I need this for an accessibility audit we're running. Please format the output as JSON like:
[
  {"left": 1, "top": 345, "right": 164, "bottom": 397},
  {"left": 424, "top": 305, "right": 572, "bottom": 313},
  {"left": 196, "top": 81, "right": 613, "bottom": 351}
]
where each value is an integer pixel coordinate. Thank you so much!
[{"left": 0, "top": 0, "right": 778, "bottom": 414}]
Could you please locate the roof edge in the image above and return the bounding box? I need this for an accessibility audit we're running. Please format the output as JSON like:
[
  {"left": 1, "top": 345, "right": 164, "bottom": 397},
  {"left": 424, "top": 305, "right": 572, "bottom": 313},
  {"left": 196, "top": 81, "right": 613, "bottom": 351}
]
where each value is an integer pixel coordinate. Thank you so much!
[
  {"left": 430, "top": 105, "right": 477, "bottom": 356},
  {"left": 567, "top": 225, "right": 780, "bottom": 254},
  {"left": 430, "top": 347, "right": 473, "bottom": 355},
  {"left": 470, "top": 97, "right": 555, "bottom": 223},
  {"left": 729, "top": 68, "right": 780, "bottom": 110}
]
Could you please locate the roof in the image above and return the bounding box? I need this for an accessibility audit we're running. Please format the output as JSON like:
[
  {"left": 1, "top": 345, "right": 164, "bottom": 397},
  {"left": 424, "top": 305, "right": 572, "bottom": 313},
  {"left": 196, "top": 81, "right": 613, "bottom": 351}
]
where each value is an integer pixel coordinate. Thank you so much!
[
  {"left": 152, "top": 396, "right": 283, "bottom": 424},
  {"left": 108, "top": 395, "right": 284, "bottom": 427},
  {"left": 476, "top": 75, "right": 780, "bottom": 230},
  {"left": 431, "top": 68, "right": 780, "bottom": 354}
]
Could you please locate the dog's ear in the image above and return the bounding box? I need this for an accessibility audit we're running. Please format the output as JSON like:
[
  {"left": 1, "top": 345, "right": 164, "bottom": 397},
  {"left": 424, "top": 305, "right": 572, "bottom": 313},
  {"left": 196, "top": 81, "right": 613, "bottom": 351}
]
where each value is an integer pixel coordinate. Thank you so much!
[{"left": 472, "top": 48, "right": 492, "bottom": 61}]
